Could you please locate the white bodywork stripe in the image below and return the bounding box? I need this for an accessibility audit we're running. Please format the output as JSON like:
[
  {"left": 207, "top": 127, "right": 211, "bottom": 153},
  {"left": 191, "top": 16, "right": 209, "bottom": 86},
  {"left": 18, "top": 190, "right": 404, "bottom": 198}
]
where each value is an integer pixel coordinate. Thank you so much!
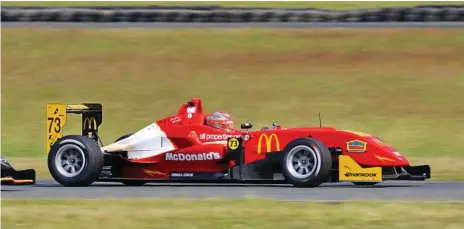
[
  {"left": 202, "top": 141, "right": 227, "bottom": 145},
  {"left": 101, "top": 122, "right": 176, "bottom": 159}
]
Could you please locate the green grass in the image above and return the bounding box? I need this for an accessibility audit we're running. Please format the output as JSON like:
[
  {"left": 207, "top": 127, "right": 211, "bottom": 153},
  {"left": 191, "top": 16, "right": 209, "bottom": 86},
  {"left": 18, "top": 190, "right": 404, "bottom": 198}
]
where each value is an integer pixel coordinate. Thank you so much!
[
  {"left": 1, "top": 1, "right": 462, "bottom": 9},
  {"left": 2, "top": 198, "right": 464, "bottom": 229},
  {"left": 1, "top": 28, "right": 464, "bottom": 179}
]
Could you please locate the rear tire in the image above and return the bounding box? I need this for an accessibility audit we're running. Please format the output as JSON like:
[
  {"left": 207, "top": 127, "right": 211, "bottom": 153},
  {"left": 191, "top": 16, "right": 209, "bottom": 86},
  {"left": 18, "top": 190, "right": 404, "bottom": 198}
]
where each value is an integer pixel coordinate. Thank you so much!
[
  {"left": 281, "top": 138, "right": 332, "bottom": 187},
  {"left": 48, "top": 135, "right": 103, "bottom": 187}
]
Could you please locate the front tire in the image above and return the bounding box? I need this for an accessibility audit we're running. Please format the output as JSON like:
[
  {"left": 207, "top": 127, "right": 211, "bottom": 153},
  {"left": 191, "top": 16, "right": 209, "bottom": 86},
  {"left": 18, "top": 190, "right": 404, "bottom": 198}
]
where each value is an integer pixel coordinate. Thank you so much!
[
  {"left": 281, "top": 138, "right": 332, "bottom": 187},
  {"left": 48, "top": 135, "right": 104, "bottom": 186}
]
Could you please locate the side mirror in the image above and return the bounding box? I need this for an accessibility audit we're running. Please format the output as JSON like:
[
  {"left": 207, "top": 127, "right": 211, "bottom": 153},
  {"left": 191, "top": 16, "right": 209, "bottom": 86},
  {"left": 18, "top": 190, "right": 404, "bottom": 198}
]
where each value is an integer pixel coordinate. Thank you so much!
[{"left": 240, "top": 123, "right": 253, "bottom": 130}]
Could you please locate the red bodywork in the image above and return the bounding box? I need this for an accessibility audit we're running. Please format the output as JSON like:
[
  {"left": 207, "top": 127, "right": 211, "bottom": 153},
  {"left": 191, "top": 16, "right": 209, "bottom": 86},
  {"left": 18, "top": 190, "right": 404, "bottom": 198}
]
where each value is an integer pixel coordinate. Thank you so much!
[{"left": 115, "top": 98, "right": 411, "bottom": 180}]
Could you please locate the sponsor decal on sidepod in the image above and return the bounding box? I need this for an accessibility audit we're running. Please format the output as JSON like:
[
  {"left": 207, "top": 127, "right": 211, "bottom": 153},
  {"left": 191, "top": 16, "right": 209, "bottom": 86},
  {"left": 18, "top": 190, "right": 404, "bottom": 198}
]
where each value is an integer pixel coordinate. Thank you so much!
[
  {"left": 199, "top": 133, "right": 249, "bottom": 141},
  {"left": 166, "top": 152, "right": 221, "bottom": 161},
  {"left": 346, "top": 140, "right": 367, "bottom": 153}
]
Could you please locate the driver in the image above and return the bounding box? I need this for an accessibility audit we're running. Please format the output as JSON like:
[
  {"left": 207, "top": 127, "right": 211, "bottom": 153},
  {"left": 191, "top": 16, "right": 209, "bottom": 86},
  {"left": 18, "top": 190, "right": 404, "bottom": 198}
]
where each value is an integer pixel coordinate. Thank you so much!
[{"left": 205, "top": 111, "right": 234, "bottom": 132}]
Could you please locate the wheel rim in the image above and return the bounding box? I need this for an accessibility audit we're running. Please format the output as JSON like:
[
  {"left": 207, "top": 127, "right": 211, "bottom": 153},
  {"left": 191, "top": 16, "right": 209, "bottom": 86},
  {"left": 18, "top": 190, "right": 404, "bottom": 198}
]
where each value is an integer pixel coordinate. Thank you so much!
[
  {"left": 286, "top": 145, "right": 319, "bottom": 179},
  {"left": 54, "top": 144, "right": 86, "bottom": 178}
]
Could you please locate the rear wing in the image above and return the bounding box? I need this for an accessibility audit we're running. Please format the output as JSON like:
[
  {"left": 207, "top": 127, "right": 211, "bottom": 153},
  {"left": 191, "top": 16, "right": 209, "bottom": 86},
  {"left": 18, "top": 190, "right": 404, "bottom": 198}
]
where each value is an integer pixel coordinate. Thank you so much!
[{"left": 46, "top": 103, "right": 103, "bottom": 153}]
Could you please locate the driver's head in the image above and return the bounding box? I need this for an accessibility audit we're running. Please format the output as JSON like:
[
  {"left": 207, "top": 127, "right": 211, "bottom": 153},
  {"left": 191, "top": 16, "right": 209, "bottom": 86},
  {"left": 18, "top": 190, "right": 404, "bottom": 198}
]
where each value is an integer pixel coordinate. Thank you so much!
[{"left": 206, "top": 111, "right": 234, "bottom": 132}]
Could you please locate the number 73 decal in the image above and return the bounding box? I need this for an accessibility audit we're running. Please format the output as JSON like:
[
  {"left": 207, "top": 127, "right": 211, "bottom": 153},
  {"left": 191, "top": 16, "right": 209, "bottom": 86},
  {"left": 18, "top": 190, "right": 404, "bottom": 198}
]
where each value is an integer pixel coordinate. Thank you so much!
[
  {"left": 227, "top": 138, "right": 240, "bottom": 150},
  {"left": 46, "top": 104, "right": 67, "bottom": 153}
]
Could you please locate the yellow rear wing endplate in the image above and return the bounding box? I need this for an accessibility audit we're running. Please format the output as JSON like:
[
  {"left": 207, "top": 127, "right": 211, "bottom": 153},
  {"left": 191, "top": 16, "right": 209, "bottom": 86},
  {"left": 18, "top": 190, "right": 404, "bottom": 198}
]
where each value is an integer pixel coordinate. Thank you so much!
[{"left": 46, "top": 103, "right": 102, "bottom": 153}]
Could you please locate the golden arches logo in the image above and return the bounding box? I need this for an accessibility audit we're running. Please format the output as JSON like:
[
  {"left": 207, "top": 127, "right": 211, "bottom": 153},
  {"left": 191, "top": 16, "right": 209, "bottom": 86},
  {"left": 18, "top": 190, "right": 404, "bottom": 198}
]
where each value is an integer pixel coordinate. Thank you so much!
[
  {"left": 257, "top": 133, "right": 280, "bottom": 154},
  {"left": 84, "top": 117, "right": 97, "bottom": 131}
]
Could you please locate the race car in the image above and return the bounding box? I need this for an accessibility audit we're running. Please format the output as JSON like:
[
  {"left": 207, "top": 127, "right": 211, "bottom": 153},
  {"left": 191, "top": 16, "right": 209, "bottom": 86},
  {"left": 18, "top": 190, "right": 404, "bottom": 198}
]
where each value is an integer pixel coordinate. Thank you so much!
[
  {"left": 1, "top": 156, "right": 36, "bottom": 185},
  {"left": 45, "top": 98, "right": 431, "bottom": 187}
]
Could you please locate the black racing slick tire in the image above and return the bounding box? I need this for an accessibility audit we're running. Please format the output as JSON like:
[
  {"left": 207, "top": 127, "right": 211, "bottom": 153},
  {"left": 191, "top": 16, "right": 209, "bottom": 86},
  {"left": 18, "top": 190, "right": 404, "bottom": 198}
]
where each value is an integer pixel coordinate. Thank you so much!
[
  {"left": 114, "top": 133, "right": 147, "bottom": 186},
  {"left": 48, "top": 135, "right": 104, "bottom": 187},
  {"left": 281, "top": 138, "right": 332, "bottom": 188}
]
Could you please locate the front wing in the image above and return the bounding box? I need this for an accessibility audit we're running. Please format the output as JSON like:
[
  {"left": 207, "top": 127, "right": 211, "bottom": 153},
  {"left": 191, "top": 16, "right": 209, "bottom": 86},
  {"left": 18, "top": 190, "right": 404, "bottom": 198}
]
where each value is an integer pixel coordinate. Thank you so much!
[
  {"left": 1, "top": 169, "right": 36, "bottom": 185},
  {"left": 1, "top": 157, "right": 36, "bottom": 185},
  {"left": 338, "top": 155, "right": 431, "bottom": 183}
]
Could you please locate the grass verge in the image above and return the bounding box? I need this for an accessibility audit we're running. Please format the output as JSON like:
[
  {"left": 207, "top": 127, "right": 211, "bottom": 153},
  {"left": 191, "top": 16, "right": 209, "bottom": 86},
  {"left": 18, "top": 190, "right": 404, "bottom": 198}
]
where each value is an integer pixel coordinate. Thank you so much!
[
  {"left": 2, "top": 28, "right": 463, "bottom": 179},
  {"left": 2, "top": 198, "right": 464, "bottom": 229},
  {"left": 1, "top": 1, "right": 462, "bottom": 9}
]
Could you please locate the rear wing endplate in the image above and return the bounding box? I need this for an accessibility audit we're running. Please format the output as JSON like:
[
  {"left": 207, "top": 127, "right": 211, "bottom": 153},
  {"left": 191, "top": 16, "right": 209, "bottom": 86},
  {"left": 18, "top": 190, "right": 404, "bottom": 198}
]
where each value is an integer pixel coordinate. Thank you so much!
[{"left": 46, "top": 103, "right": 103, "bottom": 153}]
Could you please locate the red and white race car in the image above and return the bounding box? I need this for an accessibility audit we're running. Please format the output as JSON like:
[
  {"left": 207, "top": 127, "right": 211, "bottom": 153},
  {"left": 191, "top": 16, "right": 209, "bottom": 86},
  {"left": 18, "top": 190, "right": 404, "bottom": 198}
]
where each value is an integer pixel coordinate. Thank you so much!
[{"left": 45, "top": 98, "right": 431, "bottom": 187}]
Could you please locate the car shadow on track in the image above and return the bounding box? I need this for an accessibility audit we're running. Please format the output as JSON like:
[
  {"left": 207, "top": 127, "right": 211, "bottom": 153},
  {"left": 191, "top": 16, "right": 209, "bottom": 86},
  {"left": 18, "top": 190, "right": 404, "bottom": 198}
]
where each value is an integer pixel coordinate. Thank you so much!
[
  {"left": 32, "top": 183, "right": 421, "bottom": 189},
  {"left": 0, "top": 189, "right": 28, "bottom": 192}
]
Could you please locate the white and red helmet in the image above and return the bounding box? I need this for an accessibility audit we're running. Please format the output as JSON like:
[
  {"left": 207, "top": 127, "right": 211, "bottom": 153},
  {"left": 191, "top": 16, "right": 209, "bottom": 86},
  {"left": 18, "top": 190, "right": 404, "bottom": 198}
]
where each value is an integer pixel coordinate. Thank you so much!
[{"left": 205, "top": 111, "right": 234, "bottom": 132}]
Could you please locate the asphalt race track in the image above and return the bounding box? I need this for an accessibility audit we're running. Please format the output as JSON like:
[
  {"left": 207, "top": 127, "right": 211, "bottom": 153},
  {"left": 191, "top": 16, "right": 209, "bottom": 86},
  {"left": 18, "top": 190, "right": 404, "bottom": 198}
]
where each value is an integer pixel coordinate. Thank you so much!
[
  {"left": 2, "top": 22, "right": 464, "bottom": 29},
  {"left": 2, "top": 180, "right": 464, "bottom": 201}
]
